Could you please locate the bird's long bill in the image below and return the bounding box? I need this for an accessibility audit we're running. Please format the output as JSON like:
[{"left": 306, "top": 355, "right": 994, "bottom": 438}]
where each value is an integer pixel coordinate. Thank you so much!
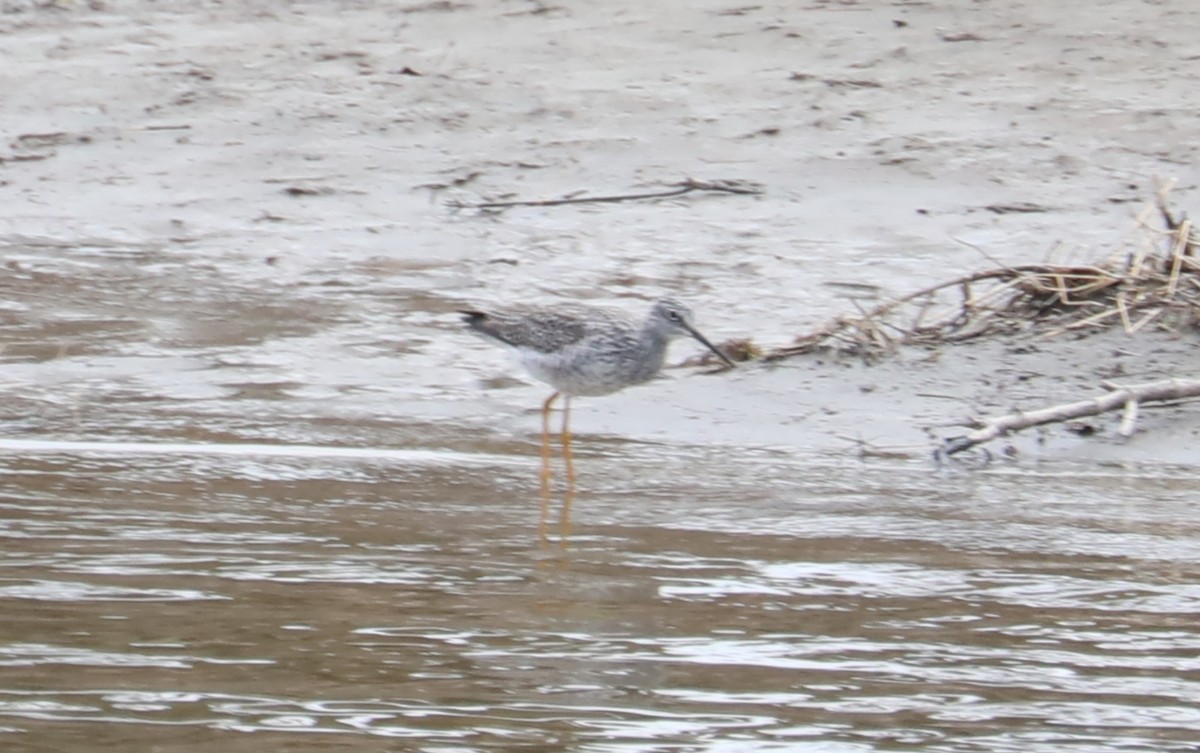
[{"left": 685, "top": 324, "right": 736, "bottom": 367}]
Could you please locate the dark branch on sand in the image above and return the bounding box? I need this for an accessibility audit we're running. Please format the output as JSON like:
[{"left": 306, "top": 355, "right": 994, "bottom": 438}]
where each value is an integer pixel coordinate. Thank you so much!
[{"left": 447, "top": 178, "right": 763, "bottom": 210}]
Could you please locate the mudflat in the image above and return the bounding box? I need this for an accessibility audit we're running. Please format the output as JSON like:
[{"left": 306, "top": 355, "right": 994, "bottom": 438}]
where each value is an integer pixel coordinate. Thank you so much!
[{"left": 2, "top": 0, "right": 1198, "bottom": 459}]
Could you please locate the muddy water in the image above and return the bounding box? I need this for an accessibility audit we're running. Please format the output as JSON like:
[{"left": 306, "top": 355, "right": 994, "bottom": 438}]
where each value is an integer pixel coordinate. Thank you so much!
[
  {"left": 0, "top": 244, "right": 1198, "bottom": 752},
  {"left": 3, "top": 444, "right": 1200, "bottom": 752}
]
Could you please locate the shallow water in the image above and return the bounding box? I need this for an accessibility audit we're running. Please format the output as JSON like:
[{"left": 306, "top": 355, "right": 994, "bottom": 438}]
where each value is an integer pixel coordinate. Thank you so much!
[{"left": 3, "top": 433, "right": 1200, "bottom": 752}]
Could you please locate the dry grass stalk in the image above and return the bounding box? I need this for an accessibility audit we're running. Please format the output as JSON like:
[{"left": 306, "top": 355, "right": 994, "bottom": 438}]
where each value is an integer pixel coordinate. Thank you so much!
[{"left": 766, "top": 190, "right": 1198, "bottom": 361}]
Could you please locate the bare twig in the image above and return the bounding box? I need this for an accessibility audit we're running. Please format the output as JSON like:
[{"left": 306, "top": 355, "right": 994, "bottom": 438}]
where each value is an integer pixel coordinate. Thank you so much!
[
  {"left": 1118, "top": 397, "right": 1139, "bottom": 438},
  {"left": 448, "top": 178, "right": 763, "bottom": 210},
  {"left": 1156, "top": 178, "right": 1196, "bottom": 258}
]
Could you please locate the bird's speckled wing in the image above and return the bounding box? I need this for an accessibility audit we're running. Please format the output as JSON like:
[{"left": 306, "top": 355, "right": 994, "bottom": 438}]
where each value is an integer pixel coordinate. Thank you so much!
[{"left": 461, "top": 304, "right": 632, "bottom": 353}]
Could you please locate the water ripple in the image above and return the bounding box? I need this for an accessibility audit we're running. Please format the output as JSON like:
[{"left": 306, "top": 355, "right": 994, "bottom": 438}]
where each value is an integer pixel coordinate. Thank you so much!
[
  {"left": 0, "top": 579, "right": 225, "bottom": 602},
  {"left": 0, "top": 645, "right": 270, "bottom": 669}
]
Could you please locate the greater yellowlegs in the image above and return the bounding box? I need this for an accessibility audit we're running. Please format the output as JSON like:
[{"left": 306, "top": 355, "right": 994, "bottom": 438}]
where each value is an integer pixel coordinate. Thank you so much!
[{"left": 461, "top": 298, "right": 735, "bottom": 501}]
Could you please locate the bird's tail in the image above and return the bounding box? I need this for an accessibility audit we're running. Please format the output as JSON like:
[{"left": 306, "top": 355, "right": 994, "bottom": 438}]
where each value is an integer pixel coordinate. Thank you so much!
[
  {"left": 459, "top": 310, "right": 487, "bottom": 329},
  {"left": 459, "top": 310, "right": 513, "bottom": 345}
]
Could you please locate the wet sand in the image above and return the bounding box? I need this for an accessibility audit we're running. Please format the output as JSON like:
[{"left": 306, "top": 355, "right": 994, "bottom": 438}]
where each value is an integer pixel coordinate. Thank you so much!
[{"left": 3, "top": 0, "right": 1199, "bottom": 458}]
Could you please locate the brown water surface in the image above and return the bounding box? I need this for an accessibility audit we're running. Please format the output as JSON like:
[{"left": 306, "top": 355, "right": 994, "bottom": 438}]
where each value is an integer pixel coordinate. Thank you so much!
[{"left": 2, "top": 430, "right": 1199, "bottom": 751}]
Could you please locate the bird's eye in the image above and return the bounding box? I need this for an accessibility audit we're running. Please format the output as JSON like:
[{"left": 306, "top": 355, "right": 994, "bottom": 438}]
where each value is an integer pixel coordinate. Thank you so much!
[{"left": 668, "top": 311, "right": 681, "bottom": 320}]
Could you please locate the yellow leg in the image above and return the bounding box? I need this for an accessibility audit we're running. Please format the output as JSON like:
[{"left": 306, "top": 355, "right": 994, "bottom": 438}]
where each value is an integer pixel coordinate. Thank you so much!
[
  {"left": 559, "top": 395, "right": 575, "bottom": 539},
  {"left": 538, "top": 391, "right": 559, "bottom": 541},
  {"left": 561, "top": 395, "right": 576, "bottom": 489}
]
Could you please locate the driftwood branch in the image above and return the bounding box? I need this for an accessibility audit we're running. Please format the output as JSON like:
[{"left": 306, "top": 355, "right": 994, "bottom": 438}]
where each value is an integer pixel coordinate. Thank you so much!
[
  {"left": 448, "top": 178, "right": 763, "bottom": 210},
  {"left": 763, "top": 263, "right": 1118, "bottom": 360},
  {"left": 937, "top": 378, "right": 1200, "bottom": 458}
]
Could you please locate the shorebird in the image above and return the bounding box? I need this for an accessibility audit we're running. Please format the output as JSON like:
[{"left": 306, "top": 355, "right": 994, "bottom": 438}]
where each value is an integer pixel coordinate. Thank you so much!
[{"left": 461, "top": 298, "right": 734, "bottom": 510}]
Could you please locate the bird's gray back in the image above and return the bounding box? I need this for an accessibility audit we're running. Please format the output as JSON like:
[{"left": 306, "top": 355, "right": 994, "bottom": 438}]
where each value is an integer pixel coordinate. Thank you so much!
[{"left": 463, "top": 303, "right": 638, "bottom": 354}]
